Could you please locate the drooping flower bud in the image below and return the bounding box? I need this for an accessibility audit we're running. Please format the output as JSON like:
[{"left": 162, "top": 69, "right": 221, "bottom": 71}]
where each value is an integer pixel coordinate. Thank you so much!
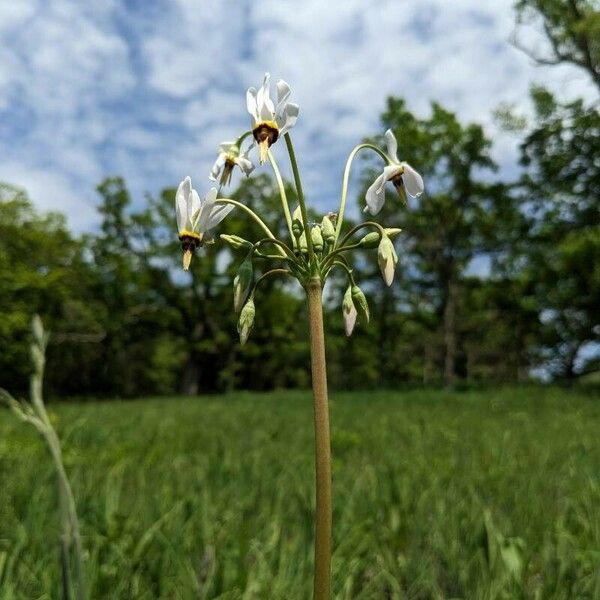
[
  {"left": 342, "top": 286, "right": 357, "bottom": 336},
  {"left": 292, "top": 206, "right": 304, "bottom": 239},
  {"left": 357, "top": 227, "right": 402, "bottom": 250},
  {"left": 311, "top": 225, "right": 324, "bottom": 253},
  {"left": 220, "top": 234, "right": 253, "bottom": 251},
  {"left": 357, "top": 232, "right": 381, "bottom": 249},
  {"left": 351, "top": 284, "right": 370, "bottom": 324},
  {"left": 321, "top": 215, "right": 336, "bottom": 245},
  {"left": 233, "top": 256, "right": 253, "bottom": 313},
  {"left": 378, "top": 234, "right": 398, "bottom": 286},
  {"left": 237, "top": 298, "right": 255, "bottom": 345}
]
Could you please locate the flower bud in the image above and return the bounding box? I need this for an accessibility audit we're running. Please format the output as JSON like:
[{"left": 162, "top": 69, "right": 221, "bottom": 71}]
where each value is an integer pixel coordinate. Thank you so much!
[
  {"left": 297, "top": 231, "right": 308, "bottom": 254},
  {"left": 357, "top": 232, "right": 381, "bottom": 249},
  {"left": 321, "top": 215, "right": 336, "bottom": 245},
  {"left": 233, "top": 256, "right": 253, "bottom": 313},
  {"left": 351, "top": 284, "right": 370, "bottom": 324},
  {"left": 357, "top": 228, "right": 402, "bottom": 249},
  {"left": 237, "top": 298, "right": 255, "bottom": 345},
  {"left": 378, "top": 234, "right": 398, "bottom": 286},
  {"left": 311, "top": 225, "right": 324, "bottom": 253},
  {"left": 342, "top": 286, "right": 357, "bottom": 336},
  {"left": 292, "top": 206, "right": 304, "bottom": 239},
  {"left": 220, "top": 234, "right": 253, "bottom": 251}
]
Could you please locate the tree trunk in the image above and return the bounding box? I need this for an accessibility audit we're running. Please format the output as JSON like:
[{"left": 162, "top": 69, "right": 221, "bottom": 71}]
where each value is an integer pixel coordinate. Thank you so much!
[{"left": 443, "top": 279, "right": 458, "bottom": 388}]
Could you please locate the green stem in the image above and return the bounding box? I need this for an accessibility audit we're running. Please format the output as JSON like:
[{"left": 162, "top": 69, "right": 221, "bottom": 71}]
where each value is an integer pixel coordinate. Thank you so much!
[
  {"left": 284, "top": 133, "right": 317, "bottom": 273},
  {"left": 252, "top": 268, "right": 291, "bottom": 293},
  {"left": 254, "top": 238, "right": 296, "bottom": 261},
  {"left": 216, "top": 199, "right": 285, "bottom": 257},
  {"left": 320, "top": 243, "right": 361, "bottom": 274},
  {"left": 306, "top": 279, "right": 332, "bottom": 600},
  {"left": 235, "top": 130, "right": 253, "bottom": 147},
  {"left": 335, "top": 143, "right": 389, "bottom": 246},
  {"left": 324, "top": 258, "right": 354, "bottom": 281},
  {"left": 268, "top": 149, "right": 294, "bottom": 240},
  {"left": 337, "top": 221, "right": 385, "bottom": 250}
]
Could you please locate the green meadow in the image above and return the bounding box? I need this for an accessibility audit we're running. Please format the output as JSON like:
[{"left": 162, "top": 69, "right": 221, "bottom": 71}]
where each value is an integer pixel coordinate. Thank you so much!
[{"left": 1, "top": 387, "right": 599, "bottom": 599}]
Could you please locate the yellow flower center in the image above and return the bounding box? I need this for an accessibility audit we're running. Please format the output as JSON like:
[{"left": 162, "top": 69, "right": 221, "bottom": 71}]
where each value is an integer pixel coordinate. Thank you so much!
[{"left": 178, "top": 230, "right": 202, "bottom": 241}]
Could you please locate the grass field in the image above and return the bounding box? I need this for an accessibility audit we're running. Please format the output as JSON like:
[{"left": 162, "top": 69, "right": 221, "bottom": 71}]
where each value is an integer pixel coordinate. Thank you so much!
[{"left": 0, "top": 387, "right": 599, "bottom": 599}]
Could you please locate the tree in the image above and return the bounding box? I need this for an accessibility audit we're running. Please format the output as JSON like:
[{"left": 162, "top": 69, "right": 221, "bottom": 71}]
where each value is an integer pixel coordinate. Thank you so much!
[
  {"left": 358, "top": 100, "right": 515, "bottom": 387},
  {"left": 510, "top": 0, "right": 600, "bottom": 380},
  {"left": 513, "top": 0, "right": 600, "bottom": 90},
  {"left": 0, "top": 184, "right": 95, "bottom": 395}
]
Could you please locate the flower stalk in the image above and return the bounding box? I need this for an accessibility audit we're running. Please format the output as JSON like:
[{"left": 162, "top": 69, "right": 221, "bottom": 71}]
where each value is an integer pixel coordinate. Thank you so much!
[
  {"left": 172, "top": 72, "right": 424, "bottom": 600},
  {"left": 306, "top": 279, "right": 332, "bottom": 600}
]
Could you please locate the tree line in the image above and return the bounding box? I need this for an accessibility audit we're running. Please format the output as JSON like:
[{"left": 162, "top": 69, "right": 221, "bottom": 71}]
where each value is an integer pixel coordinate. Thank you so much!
[{"left": 1, "top": 0, "right": 598, "bottom": 397}]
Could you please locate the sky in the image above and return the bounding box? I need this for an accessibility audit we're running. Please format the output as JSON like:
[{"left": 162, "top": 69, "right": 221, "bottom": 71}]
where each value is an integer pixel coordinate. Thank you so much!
[{"left": 0, "top": 0, "right": 596, "bottom": 232}]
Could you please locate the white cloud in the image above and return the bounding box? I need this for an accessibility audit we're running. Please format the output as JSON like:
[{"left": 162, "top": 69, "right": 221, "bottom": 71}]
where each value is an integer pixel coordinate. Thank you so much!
[
  {"left": 0, "top": 162, "right": 99, "bottom": 232},
  {"left": 0, "top": 0, "right": 597, "bottom": 231}
]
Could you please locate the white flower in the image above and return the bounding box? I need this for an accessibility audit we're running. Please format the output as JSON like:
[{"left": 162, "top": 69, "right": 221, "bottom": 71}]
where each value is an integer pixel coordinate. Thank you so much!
[
  {"left": 175, "top": 177, "right": 234, "bottom": 270},
  {"left": 246, "top": 72, "right": 299, "bottom": 164},
  {"left": 365, "top": 129, "right": 424, "bottom": 215},
  {"left": 209, "top": 140, "right": 254, "bottom": 187}
]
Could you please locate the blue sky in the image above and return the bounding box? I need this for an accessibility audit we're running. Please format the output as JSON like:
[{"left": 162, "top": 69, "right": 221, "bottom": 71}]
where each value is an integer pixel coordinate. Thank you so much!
[{"left": 0, "top": 0, "right": 595, "bottom": 232}]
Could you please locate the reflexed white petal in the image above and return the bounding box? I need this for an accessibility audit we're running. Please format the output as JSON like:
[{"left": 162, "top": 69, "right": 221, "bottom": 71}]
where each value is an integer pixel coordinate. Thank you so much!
[
  {"left": 275, "top": 79, "right": 291, "bottom": 113},
  {"left": 195, "top": 188, "right": 219, "bottom": 232},
  {"left": 384, "top": 129, "right": 399, "bottom": 162},
  {"left": 246, "top": 87, "right": 258, "bottom": 122},
  {"left": 209, "top": 153, "right": 226, "bottom": 181},
  {"left": 236, "top": 156, "right": 254, "bottom": 176},
  {"left": 365, "top": 173, "right": 386, "bottom": 215},
  {"left": 175, "top": 177, "right": 191, "bottom": 232},
  {"left": 218, "top": 141, "right": 236, "bottom": 153},
  {"left": 279, "top": 102, "right": 299, "bottom": 134},
  {"left": 401, "top": 163, "right": 424, "bottom": 197},
  {"left": 188, "top": 189, "right": 202, "bottom": 230},
  {"left": 380, "top": 165, "right": 401, "bottom": 190},
  {"left": 259, "top": 73, "right": 277, "bottom": 121},
  {"left": 205, "top": 187, "right": 218, "bottom": 203},
  {"left": 206, "top": 203, "right": 235, "bottom": 230}
]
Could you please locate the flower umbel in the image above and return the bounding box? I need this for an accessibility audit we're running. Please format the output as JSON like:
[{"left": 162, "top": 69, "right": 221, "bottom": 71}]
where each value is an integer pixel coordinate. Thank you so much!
[
  {"left": 246, "top": 73, "right": 299, "bottom": 164},
  {"left": 209, "top": 140, "right": 254, "bottom": 187},
  {"left": 171, "top": 72, "right": 425, "bottom": 600},
  {"left": 175, "top": 177, "right": 234, "bottom": 270},
  {"left": 365, "top": 129, "right": 424, "bottom": 215}
]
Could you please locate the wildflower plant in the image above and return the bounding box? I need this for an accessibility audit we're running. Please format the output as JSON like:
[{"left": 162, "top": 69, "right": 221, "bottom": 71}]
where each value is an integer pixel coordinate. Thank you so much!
[{"left": 174, "top": 73, "right": 423, "bottom": 600}]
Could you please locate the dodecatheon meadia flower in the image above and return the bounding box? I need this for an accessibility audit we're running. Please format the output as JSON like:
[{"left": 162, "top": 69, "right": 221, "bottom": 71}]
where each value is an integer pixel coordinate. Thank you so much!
[
  {"left": 209, "top": 140, "right": 254, "bottom": 187},
  {"left": 175, "top": 177, "right": 234, "bottom": 271},
  {"left": 365, "top": 129, "right": 424, "bottom": 215},
  {"left": 246, "top": 72, "right": 299, "bottom": 164}
]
